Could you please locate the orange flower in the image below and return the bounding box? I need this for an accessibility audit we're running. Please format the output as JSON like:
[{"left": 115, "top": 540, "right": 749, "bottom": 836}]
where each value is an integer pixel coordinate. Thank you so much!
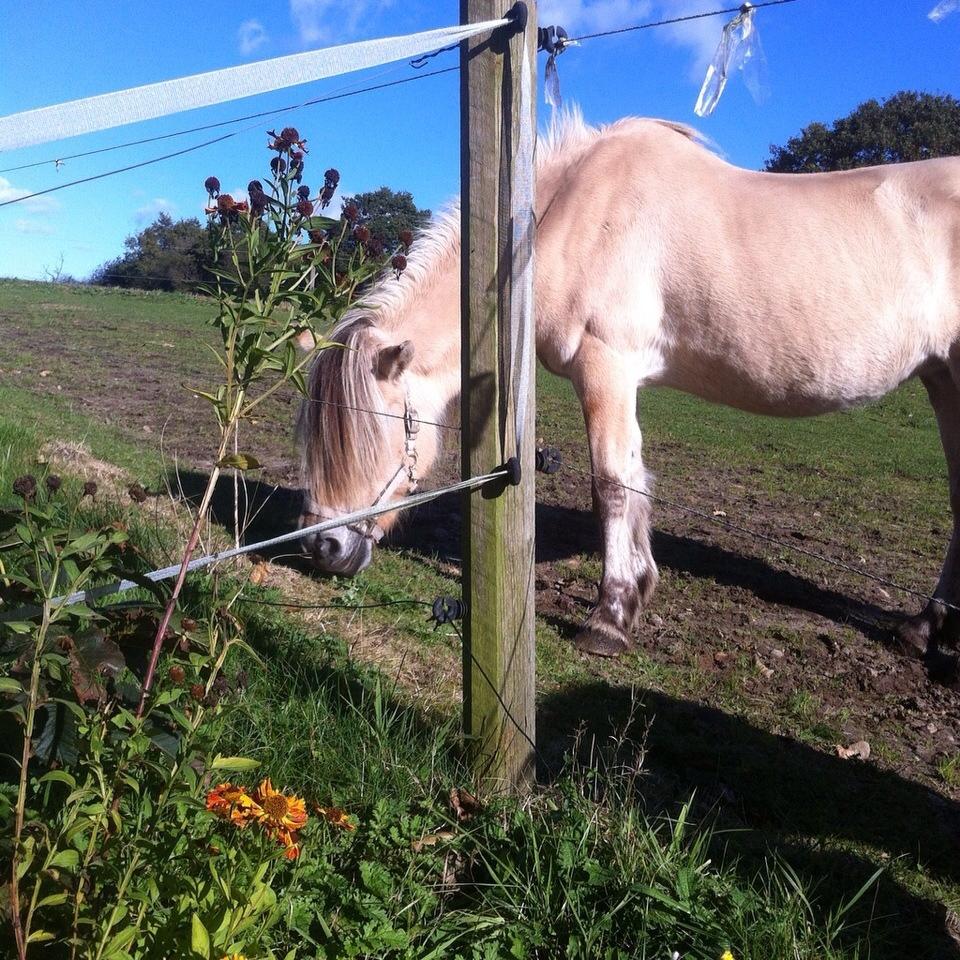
[
  {"left": 272, "top": 826, "right": 302, "bottom": 860},
  {"left": 206, "top": 782, "right": 262, "bottom": 827},
  {"left": 315, "top": 804, "right": 357, "bottom": 831},
  {"left": 251, "top": 778, "right": 308, "bottom": 832}
]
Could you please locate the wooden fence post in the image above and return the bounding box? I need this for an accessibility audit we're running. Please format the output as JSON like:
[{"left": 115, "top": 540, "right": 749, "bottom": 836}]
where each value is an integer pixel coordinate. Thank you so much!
[{"left": 460, "top": 0, "right": 537, "bottom": 791}]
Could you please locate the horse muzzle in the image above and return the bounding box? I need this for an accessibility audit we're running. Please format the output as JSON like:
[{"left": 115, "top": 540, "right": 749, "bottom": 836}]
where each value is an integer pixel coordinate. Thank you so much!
[{"left": 301, "top": 521, "right": 374, "bottom": 576}]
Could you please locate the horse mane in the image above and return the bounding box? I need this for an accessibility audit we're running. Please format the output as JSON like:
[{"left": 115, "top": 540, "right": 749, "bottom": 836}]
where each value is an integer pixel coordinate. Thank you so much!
[
  {"left": 537, "top": 106, "right": 705, "bottom": 168},
  {"left": 298, "top": 316, "right": 392, "bottom": 506}
]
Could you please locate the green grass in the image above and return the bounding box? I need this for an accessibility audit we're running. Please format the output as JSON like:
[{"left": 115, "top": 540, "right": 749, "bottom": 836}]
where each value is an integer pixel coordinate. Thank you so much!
[{"left": 3, "top": 280, "right": 960, "bottom": 956}]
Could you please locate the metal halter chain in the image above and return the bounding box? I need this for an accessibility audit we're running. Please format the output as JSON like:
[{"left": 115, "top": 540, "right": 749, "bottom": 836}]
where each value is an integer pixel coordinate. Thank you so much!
[{"left": 304, "top": 387, "right": 420, "bottom": 544}]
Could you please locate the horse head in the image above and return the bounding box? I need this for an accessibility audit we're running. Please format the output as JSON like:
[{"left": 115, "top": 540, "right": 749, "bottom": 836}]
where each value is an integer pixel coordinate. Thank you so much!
[{"left": 296, "top": 317, "right": 435, "bottom": 575}]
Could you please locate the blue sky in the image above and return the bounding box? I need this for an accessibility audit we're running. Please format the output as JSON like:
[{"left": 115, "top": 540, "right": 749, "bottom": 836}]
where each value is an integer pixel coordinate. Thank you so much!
[{"left": 0, "top": 1, "right": 958, "bottom": 281}]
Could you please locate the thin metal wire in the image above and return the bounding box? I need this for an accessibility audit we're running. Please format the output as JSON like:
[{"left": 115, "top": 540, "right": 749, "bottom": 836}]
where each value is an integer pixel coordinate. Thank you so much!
[
  {"left": 450, "top": 619, "right": 544, "bottom": 765},
  {"left": 0, "top": 66, "right": 458, "bottom": 209},
  {"left": 302, "top": 395, "right": 460, "bottom": 432},
  {"left": 566, "top": 0, "right": 800, "bottom": 43},
  {"left": 0, "top": 65, "right": 456, "bottom": 175},
  {"left": 567, "top": 463, "right": 959, "bottom": 614}
]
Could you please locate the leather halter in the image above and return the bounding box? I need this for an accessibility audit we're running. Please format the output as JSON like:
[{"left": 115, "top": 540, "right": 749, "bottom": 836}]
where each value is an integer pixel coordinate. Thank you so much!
[{"left": 302, "top": 387, "right": 420, "bottom": 544}]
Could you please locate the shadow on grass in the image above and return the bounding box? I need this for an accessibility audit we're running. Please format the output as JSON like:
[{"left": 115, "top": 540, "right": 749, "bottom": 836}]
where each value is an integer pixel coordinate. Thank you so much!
[
  {"left": 175, "top": 467, "right": 910, "bottom": 651},
  {"left": 538, "top": 679, "right": 960, "bottom": 957}
]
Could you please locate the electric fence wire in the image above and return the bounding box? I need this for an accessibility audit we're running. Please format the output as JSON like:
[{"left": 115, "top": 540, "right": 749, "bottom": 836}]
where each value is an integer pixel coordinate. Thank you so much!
[{"left": 0, "top": 0, "right": 805, "bottom": 207}]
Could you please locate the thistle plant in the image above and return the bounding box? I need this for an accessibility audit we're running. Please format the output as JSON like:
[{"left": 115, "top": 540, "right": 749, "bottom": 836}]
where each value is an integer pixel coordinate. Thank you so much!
[
  {"left": 138, "top": 126, "right": 399, "bottom": 717},
  {"left": 0, "top": 127, "right": 394, "bottom": 959}
]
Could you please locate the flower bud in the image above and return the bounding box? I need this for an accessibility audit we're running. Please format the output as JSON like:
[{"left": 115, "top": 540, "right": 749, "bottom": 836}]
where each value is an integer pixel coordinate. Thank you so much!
[
  {"left": 168, "top": 665, "right": 186, "bottom": 684},
  {"left": 13, "top": 475, "right": 36, "bottom": 500}
]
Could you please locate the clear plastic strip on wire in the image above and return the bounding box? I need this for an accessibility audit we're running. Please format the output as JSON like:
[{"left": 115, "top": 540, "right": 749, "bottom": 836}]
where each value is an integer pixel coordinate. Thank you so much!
[{"left": 694, "top": 2, "right": 768, "bottom": 118}]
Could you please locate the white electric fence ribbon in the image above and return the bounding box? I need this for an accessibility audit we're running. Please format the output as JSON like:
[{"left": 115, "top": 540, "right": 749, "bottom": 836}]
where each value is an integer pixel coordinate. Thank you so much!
[
  {"left": 0, "top": 470, "right": 507, "bottom": 620},
  {"left": 0, "top": 18, "right": 510, "bottom": 152},
  {"left": 510, "top": 29, "right": 536, "bottom": 458}
]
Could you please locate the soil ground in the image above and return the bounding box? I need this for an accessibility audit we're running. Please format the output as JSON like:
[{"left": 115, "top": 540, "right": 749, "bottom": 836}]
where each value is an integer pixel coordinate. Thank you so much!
[{"left": 3, "top": 279, "right": 960, "bottom": 948}]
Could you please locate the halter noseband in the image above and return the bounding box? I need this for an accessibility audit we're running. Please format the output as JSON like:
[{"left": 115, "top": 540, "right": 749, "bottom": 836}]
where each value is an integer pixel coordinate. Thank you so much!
[{"left": 303, "top": 387, "right": 420, "bottom": 544}]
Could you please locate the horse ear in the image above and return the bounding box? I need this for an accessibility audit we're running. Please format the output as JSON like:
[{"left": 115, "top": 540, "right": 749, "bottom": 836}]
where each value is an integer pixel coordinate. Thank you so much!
[{"left": 376, "top": 340, "right": 415, "bottom": 381}]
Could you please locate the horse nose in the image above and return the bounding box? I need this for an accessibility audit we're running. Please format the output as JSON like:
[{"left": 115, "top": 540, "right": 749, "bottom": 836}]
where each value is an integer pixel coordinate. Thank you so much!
[{"left": 315, "top": 534, "right": 343, "bottom": 563}]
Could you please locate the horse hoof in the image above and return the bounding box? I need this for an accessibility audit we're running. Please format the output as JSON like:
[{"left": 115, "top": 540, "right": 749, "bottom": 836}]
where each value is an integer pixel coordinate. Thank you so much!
[
  {"left": 894, "top": 616, "right": 931, "bottom": 658},
  {"left": 574, "top": 625, "right": 633, "bottom": 658}
]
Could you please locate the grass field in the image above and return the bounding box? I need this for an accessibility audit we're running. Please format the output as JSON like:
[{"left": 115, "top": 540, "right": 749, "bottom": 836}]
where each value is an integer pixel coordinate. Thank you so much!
[{"left": 3, "top": 277, "right": 960, "bottom": 956}]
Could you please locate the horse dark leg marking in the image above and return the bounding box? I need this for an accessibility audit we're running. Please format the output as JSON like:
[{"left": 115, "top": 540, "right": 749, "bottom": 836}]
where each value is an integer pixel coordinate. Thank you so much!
[
  {"left": 899, "top": 364, "right": 960, "bottom": 656},
  {"left": 572, "top": 345, "right": 658, "bottom": 657}
]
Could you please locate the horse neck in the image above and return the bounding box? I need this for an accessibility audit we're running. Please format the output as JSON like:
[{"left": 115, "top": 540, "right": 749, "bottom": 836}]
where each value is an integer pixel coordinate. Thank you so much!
[{"left": 374, "top": 250, "right": 462, "bottom": 427}]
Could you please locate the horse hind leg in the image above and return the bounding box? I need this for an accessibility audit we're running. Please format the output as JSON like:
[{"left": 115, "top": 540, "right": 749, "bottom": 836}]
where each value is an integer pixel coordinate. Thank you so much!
[
  {"left": 571, "top": 348, "right": 658, "bottom": 657},
  {"left": 898, "top": 362, "right": 960, "bottom": 656}
]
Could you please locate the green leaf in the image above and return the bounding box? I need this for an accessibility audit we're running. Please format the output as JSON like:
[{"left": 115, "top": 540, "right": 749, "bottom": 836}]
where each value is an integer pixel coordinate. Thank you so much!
[
  {"left": 27, "top": 930, "right": 55, "bottom": 944},
  {"left": 210, "top": 755, "right": 260, "bottom": 772},
  {"left": 0, "top": 677, "right": 23, "bottom": 694},
  {"left": 49, "top": 848, "right": 80, "bottom": 870},
  {"left": 191, "top": 914, "right": 211, "bottom": 959},
  {"left": 216, "top": 453, "right": 261, "bottom": 471},
  {"left": 39, "top": 770, "right": 77, "bottom": 789},
  {"left": 36, "top": 892, "right": 70, "bottom": 908}
]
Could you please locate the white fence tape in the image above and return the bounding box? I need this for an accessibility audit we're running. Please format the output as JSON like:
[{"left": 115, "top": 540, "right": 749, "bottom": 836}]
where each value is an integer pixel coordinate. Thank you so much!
[
  {"left": 0, "top": 470, "right": 507, "bottom": 620},
  {"left": 0, "top": 17, "right": 510, "bottom": 152}
]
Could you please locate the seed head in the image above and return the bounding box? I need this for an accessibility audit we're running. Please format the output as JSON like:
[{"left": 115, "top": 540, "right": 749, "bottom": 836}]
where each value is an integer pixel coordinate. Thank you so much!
[
  {"left": 297, "top": 185, "right": 311, "bottom": 200},
  {"left": 343, "top": 202, "right": 359, "bottom": 223},
  {"left": 353, "top": 224, "right": 371, "bottom": 244},
  {"left": 391, "top": 253, "right": 407, "bottom": 279},
  {"left": 296, "top": 199, "right": 314, "bottom": 218},
  {"left": 128, "top": 482, "right": 147, "bottom": 503},
  {"left": 308, "top": 228, "right": 326, "bottom": 244},
  {"left": 204, "top": 176, "right": 220, "bottom": 196},
  {"left": 324, "top": 168, "right": 340, "bottom": 189},
  {"left": 270, "top": 156, "right": 286, "bottom": 176},
  {"left": 190, "top": 683, "right": 205, "bottom": 702},
  {"left": 45, "top": 474, "right": 62, "bottom": 493},
  {"left": 168, "top": 665, "right": 186, "bottom": 684},
  {"left": 13, "top": 475, "right": 37, "bottom": 500},
  {"left": 217, "top": 194, "right": 237, "bottom": 214},
  {"left": 82, "top": 481, "right": 98, "bottom": 499},
  {"left": 399, "top": 229, "right": 414, "bottom": 249}
]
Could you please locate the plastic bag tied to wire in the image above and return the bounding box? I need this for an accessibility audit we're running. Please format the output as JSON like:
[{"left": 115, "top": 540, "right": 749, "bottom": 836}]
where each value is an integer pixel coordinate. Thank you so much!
[
  {"left": 929, "top": 1, "right": 960, "bottom": 22},
  {"left": 538, "top": 25, "right": 577, "bottom": 108},
  {"left": 694, "top": 2, "right": 768, "bottom": 118}
]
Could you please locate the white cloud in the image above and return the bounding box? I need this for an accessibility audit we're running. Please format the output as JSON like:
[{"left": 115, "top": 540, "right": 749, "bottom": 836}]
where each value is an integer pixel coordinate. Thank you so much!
[
  {"left": 134, "top": 198, "right": 175, "bottom": 225},
  {"left": 538, "top": 0, "right": 653, "bottom": 35},
  {"left": 539, "top": 1, "right": 726, "bottom": 79},
  {"left": 289, "top": 0, "right": 396, "bottom": 46},
  {"left": 653, "top": 0, "right": 728, "bottom": 78},
  {"left": 238, "top": 19, "right": 269, "bottom": 55},
  {"left": 14, "top": 218, "right": 55, "bottom": 236},
  {"left": 0, "top": 177, "right": 60, "bottom": 214}
]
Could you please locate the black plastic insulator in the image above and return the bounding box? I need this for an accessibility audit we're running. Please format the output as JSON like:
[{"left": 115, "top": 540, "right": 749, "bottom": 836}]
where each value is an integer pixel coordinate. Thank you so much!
[
  {"left": 504, "top": 456, "right": 522, "bottom": 486},
  {"left": 537, "top": 25, "right": 569, "bottom": 54},
  {"left": 535, "top": 446, "right": 562, "bottom": 475},
  {"left": 430, "top": 596, "right": 465, "bottom": 628},
  {"left": 505, "top": 2, "right": 529, "bottom": 34}
]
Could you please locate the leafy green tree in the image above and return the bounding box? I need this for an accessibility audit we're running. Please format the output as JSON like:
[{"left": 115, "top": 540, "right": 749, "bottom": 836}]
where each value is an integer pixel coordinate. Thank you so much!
[
  {"left": 90, "top": 212, "right": 209, "bottom": 291},
  {"left": 341, "top": 186, "right": 431, "bottom": 250},
  {"left": 765, "top": 91, "right": 960, "bottom": 173}
]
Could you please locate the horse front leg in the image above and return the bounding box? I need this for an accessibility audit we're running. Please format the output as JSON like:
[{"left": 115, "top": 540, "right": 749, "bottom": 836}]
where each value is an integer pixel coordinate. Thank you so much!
[
  {"left": 572, "top": 356, "right": 658, "bottom": 657},
  {"left": 899, "top": 364, "right": 960, "bottom": 657}
]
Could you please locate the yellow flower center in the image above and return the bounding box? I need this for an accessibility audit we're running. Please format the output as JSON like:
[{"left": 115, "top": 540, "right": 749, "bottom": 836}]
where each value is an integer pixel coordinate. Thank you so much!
[{"left": 263, "top": 794, "right": 289, "bottom": 820}]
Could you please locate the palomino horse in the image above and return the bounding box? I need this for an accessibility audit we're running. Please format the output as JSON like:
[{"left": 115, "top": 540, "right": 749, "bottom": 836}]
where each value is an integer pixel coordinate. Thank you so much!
[{"left": 297, "top": 111, "right": 960, "bottom": 658}]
